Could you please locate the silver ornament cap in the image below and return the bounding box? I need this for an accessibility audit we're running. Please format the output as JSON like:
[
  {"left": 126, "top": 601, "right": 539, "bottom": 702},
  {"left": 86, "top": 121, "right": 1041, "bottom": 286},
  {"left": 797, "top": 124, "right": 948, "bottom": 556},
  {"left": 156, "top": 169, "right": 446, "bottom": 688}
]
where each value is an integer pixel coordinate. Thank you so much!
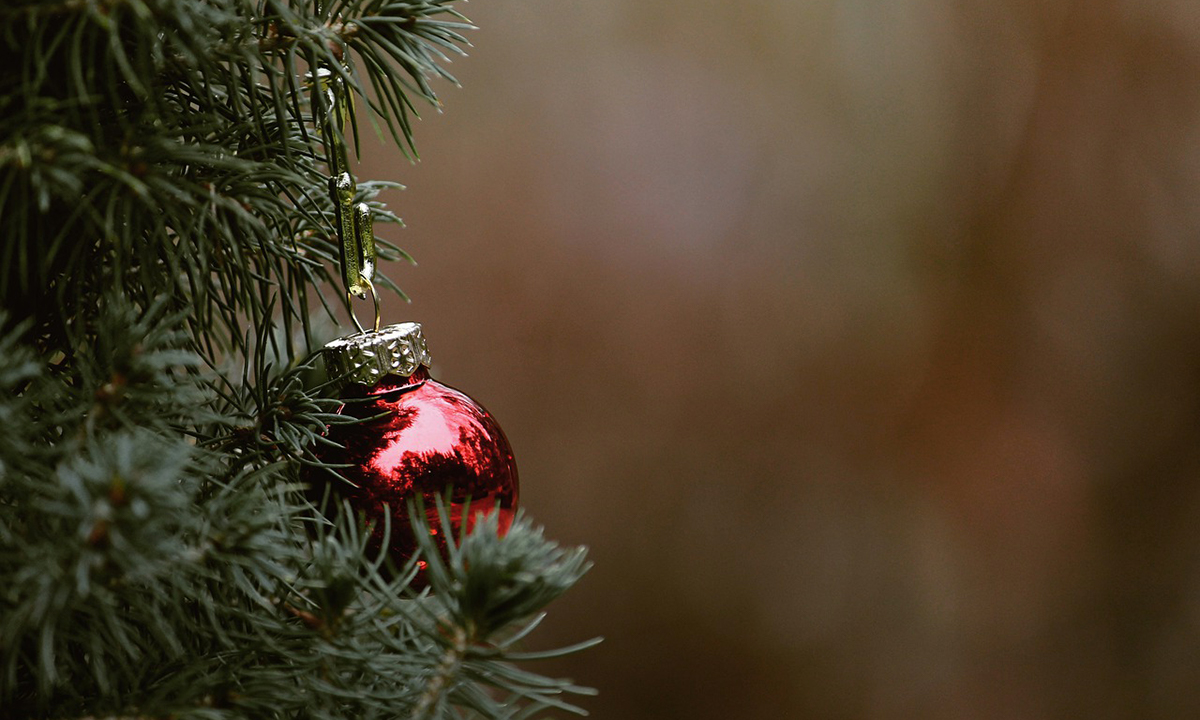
[{"left": 323, "top": 322, "right": 432, "bottom": 387}]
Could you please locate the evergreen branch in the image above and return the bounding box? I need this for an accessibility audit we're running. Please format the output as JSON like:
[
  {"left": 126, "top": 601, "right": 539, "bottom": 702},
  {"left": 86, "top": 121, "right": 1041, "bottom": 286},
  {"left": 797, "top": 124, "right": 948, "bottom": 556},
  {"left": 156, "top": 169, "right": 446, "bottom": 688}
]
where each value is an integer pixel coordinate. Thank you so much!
[
  {"left": 411, "top": 623, "right": 469, "bottom": 720},
  {"left": 0, "top": 0, "right": 597, "bottom": 716}
]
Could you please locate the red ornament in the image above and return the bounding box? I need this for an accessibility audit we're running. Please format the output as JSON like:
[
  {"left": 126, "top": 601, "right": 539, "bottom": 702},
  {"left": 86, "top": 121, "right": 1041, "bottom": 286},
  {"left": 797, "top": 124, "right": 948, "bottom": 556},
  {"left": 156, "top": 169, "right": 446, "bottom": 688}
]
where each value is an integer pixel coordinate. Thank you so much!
[{"left": 305, "top": 323, "right": 518, "bottom": 578}]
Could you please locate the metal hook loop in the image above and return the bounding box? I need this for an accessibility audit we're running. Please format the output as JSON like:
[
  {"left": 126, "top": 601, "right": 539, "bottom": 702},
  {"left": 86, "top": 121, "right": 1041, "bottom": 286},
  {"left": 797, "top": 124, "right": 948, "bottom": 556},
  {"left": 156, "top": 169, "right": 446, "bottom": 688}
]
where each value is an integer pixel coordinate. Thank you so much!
[{"left": 347, "top": 274, "right": 380, "bottom": 335}]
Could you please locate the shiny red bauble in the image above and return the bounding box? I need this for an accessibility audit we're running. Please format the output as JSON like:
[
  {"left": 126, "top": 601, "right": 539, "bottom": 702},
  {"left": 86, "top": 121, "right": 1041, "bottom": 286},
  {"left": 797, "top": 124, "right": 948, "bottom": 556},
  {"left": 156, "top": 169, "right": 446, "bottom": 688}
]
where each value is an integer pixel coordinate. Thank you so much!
[{"left": 307, "top": 365, "right": 518, "bottom": 576}]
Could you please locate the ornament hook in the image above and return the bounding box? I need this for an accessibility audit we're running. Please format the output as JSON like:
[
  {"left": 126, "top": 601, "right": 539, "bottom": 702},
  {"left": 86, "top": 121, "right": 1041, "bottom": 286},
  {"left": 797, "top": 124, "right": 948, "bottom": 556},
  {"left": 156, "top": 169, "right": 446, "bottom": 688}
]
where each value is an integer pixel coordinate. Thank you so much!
[
  {"left": 314, "top": 65, "right": 379, "bottom": 335},
  {"left": 340, "top": 196, "right": 378, "bottom": 334},
  {"left": 347, "top": 275, "right": 381, "bottom": 335}
]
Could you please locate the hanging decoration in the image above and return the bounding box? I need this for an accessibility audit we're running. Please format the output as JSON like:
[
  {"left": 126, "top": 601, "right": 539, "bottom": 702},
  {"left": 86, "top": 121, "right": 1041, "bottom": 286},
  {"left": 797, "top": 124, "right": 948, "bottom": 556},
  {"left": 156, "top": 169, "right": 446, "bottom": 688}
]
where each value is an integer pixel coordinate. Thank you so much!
[{"left": 302, "top": 66, "right": 518, "bottom": 578}]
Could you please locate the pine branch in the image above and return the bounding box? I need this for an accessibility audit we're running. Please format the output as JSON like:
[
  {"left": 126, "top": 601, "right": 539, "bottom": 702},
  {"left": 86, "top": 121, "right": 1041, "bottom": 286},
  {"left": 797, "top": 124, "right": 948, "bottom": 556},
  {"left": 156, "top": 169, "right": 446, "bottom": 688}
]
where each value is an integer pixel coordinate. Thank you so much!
[
  {"left": 0, "top": 1, "right": 597, "bottom": 717},
  {"left": 0, "top": 0, "right": 458, "bottom": 362}
]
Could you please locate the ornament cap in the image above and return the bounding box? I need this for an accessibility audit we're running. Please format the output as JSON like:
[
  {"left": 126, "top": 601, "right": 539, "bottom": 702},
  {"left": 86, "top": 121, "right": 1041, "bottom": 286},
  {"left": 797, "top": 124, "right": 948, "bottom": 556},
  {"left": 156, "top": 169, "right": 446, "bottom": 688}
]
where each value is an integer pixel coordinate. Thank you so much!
[{"left": 323, "top": 322, "right": 432, "bottom": 387}]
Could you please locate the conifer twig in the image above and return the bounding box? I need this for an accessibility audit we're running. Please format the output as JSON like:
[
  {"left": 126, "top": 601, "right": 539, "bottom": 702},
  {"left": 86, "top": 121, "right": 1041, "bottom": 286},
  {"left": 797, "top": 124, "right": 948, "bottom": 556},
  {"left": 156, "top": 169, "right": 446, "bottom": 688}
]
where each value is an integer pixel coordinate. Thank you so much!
[{"left": 411, "top": 622, "right": 471, "bottom": 720}]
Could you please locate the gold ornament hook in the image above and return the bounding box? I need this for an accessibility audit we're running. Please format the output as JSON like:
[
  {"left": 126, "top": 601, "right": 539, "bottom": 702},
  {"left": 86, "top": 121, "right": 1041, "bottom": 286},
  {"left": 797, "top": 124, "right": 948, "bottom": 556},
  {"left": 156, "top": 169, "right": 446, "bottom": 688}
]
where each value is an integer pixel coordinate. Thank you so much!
[{"left": 315, "top": 63, "right": 379, "bottom": 335}]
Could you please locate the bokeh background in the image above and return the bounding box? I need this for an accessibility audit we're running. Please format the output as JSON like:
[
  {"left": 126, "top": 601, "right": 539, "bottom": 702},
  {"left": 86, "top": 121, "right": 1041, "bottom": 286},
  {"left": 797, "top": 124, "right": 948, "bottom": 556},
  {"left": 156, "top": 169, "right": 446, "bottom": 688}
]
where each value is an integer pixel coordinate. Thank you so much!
[{"left": 357, "top": 1, "right": 1200, "bottom": 717}]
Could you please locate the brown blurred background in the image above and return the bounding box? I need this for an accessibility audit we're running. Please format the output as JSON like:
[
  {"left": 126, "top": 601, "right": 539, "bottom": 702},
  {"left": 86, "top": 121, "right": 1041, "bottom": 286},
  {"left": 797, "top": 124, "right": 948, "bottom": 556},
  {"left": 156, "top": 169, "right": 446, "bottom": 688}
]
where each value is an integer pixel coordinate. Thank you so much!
[{"left": 356, "top": 1, "right": 1200, "bottom": 717}]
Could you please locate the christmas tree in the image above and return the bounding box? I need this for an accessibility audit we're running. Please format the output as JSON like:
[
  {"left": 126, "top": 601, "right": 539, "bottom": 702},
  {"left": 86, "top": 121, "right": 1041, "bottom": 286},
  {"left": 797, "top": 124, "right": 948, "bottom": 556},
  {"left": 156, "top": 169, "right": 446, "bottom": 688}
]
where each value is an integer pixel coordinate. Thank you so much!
[{"left": 0, "top": 1, "right": 595, "bottom": 717}]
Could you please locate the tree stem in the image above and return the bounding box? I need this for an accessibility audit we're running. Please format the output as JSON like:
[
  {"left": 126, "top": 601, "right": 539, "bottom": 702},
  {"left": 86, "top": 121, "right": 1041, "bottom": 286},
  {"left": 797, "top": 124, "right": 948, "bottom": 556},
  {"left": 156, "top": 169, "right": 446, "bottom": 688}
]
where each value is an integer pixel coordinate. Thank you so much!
[{"left": 410, "top": 623, "right": 471, "bottom": 720}]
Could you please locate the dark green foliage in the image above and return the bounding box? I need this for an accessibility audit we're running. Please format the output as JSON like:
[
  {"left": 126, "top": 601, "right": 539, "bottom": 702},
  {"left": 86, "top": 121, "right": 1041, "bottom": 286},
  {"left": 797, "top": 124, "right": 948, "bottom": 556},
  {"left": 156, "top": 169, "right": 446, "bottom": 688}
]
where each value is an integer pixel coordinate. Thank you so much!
[
  {"left": 0, "top": 0, "right": 461, "bottom": 359},
  {"left": 0, "top": 1, "right": 593, "bottom": 717}
]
